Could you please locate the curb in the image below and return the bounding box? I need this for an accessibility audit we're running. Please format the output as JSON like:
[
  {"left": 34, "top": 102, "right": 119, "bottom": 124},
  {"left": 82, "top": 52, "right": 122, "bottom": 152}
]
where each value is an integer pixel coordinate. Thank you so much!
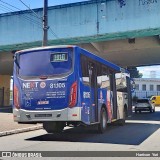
[{"left": 0, "top": 125, "right": 43, "bottom": 137}]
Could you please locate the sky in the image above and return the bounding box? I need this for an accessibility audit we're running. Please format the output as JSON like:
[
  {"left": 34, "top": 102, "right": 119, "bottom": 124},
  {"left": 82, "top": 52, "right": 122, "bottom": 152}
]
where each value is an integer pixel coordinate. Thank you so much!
[
  {"left": 138, "top": 66, "right": 160, "bottom": 78},
  {"left": 0, "top": 0, "right": 89, "bottom": 14},
  {"left": 0, "top": 0, "right": 160, "bottom": 78}
]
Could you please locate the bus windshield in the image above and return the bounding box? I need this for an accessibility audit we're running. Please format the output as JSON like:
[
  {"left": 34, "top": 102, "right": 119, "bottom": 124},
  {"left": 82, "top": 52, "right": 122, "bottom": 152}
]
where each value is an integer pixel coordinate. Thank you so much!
[{"left": 17, "top": 50, "right": 73, "bottom": 77}]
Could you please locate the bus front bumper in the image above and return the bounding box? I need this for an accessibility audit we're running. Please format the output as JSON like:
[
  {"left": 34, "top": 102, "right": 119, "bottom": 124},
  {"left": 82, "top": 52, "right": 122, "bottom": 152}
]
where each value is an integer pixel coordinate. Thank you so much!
[{"left": 13, "top": 107, "right": 81, "bottom": 123}]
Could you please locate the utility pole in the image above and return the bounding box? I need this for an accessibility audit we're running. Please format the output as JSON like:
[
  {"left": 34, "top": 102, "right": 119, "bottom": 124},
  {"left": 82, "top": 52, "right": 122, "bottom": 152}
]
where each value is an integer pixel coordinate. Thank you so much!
[{"left": 42, "top": 0, "right": 48, "bottom": 46}]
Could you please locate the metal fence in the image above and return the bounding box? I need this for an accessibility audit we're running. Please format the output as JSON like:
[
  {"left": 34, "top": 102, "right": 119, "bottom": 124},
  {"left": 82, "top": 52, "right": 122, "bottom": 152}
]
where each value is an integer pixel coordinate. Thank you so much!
[{"left": 132, "top": 91, "right": 160, "bottom": 99}]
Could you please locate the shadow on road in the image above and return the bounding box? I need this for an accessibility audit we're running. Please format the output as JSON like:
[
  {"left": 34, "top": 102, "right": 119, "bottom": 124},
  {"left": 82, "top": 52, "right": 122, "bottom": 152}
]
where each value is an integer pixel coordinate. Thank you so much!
[
  {"left": 0, "top": 106, "right": 12, "bottom": 113},
  {"left": 127, "top": 110, "right": 160, "bottom": 121},
  {"left": 26, "top": 122, "right": 160, "bottom": 145}
]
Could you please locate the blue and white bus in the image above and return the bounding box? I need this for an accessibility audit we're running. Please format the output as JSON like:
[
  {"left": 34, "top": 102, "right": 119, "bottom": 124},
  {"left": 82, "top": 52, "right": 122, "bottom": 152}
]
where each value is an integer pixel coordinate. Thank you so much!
[{"left": 13, "top": 45, "right": 132, "bottom": 133}]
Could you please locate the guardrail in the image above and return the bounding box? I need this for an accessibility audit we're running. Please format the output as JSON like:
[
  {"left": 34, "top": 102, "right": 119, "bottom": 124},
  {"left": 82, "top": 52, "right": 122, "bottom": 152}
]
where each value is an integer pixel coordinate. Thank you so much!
[{"left": 132, "top": 91, "right": 160, "bottom": 99}]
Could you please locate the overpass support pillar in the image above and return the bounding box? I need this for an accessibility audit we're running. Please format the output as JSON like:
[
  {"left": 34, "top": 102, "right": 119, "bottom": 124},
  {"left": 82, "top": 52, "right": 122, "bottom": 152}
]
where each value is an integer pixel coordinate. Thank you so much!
[{"left": 0, "top": 75, "right": 11, "bottom": 107}]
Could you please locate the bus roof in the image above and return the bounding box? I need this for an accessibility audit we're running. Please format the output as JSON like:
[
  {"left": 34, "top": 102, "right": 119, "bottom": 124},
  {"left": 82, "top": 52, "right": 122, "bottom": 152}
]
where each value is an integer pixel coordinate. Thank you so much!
[
  {"left": 15, "top": 45, "right": 128, "bottom": 74},
  {"left": 15, "top": 45, "right": 75, "bottom": 54}
]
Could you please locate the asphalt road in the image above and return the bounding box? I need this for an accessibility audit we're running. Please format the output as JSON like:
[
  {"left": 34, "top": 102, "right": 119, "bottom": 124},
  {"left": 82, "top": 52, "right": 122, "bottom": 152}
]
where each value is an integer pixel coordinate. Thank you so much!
[{"left": 0, "top": 108, "right": 160, "bottom": 160}]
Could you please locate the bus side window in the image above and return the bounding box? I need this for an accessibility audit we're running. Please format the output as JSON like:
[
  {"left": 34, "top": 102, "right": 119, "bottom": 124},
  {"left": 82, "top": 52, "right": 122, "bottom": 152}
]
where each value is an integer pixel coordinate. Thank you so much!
[
  {"left": 81, "top": 55, "right": 90, "bottom": 86},
  {"left": 97, "top": 66, "right": 110, "bottom": 89},
  {"left": 97, "top": 64, "right": 102, "bottom": 88},
  {"left": 115, "top": 73, "right": 127, "bottom": 92}
]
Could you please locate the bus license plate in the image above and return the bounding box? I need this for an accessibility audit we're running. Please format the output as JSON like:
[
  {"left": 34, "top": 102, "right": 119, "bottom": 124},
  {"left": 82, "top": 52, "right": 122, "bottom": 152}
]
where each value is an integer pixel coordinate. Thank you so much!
[{"left": 37, "top": 101, "right": 49, "bottom": 105}]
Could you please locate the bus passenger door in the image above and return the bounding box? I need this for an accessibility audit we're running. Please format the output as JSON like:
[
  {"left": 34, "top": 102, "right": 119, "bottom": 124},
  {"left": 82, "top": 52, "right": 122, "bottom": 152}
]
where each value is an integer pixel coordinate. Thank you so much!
[{"left": 88, "top": 62, "right": 98, "bottom": 123}]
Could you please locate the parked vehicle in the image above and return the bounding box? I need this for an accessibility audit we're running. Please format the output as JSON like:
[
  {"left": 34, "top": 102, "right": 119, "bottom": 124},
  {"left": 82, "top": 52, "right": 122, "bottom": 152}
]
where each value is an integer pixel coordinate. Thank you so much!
[
  {"left": 135, "top": 99, "right": 155, "bottom": 113},
  {"left": 150, "top": 96, "right": 160, "bottom": 106}
]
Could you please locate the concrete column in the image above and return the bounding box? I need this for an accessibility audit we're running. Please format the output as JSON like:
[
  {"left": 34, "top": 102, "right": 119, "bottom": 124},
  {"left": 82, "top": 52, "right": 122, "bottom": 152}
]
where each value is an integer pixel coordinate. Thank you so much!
[{"left": 0, "top": 75, "right": 11, "bottom": 107}]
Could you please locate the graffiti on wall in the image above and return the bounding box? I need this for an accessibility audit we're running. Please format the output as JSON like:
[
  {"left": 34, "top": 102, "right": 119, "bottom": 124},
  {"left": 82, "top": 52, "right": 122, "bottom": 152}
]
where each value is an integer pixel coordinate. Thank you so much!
[
  {"left": 139, "top": 0, "right": 158, "bottom": 5},
  {"left": 118, "top": 0, "right": 126, "bottom": 8}
]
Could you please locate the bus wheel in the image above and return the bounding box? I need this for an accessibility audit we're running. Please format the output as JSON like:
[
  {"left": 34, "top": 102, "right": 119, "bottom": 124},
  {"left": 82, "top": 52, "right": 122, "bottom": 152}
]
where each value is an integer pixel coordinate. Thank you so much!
[
  {"left": 124, "top": 106, "right": 128, "bottom": 118},
  {"left": 43, "top": 122, "right": 65, "bottom": 133},
  {"left": 98, "top": 107, "right": 107, "bottom": 133},
  {"left": 150, "top": 108, "right": 153, "bottom": 113}
]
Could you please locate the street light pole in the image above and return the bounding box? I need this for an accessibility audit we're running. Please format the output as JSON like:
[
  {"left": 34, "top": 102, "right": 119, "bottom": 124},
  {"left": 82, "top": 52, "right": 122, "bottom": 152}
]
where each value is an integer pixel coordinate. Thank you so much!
[{"left": 42, "top": 0, "right": 48, "bottom": 46}]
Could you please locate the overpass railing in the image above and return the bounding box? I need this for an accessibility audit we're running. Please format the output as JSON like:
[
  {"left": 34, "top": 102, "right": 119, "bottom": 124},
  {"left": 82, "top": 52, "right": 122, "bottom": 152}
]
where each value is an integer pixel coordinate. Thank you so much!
[{"left": 132, "top": 91, "right": 160, "bottom": 99}]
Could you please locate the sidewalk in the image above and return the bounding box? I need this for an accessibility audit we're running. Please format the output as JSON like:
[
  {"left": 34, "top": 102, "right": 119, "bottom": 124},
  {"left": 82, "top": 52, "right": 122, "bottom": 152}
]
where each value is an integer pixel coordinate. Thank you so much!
[{"left": 0, "top": 106, "right": 42, "bottom": 137}]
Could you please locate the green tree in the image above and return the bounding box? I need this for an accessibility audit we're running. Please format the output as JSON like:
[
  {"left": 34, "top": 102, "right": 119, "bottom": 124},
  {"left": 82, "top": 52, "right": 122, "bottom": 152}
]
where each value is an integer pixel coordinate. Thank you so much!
[{"left": 127, "top": 67, "right": 143, "bottom": 78}]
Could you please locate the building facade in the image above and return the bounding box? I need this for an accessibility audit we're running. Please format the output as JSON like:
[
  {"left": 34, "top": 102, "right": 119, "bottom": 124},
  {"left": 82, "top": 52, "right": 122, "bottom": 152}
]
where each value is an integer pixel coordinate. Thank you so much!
[{"left": 133, "top": 78, "right": 160, "bottom": 99}]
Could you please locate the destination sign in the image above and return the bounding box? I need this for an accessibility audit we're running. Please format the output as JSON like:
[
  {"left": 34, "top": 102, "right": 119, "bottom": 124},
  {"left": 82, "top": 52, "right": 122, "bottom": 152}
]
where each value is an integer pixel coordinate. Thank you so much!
[{"left": 50, "top": 52, "right": 68, "bottom": 62}]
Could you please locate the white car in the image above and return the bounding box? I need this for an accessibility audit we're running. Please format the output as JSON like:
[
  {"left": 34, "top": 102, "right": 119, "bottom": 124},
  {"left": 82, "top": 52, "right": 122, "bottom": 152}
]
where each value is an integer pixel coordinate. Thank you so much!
[{"left": 135, "top": 99, "right": 155, "bottom": 113}]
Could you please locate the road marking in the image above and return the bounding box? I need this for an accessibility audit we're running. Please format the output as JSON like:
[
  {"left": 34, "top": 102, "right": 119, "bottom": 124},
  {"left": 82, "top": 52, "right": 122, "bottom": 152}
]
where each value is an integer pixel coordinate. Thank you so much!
[{"left": 126, "top": 120, "right": 160, "bottom": 125}]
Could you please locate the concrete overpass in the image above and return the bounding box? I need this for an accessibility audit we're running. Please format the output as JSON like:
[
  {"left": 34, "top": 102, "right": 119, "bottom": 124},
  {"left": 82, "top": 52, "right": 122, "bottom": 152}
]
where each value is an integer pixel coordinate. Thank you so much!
[{"left": 0, "top": 0, "right": 160, "bottom": 106}]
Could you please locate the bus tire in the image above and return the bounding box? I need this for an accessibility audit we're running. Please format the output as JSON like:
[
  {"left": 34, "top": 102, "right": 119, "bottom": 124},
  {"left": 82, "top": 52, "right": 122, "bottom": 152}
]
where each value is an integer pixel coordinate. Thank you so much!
[
  {"left": 98, "top": 107, "right": 107, "bottom": 134},
  {"left": 150, "top": 108, "right": 152, "bottom": 113},
  {"left": 43, "top": 122, "right": 64, "bottom": 133},
  {"left": 124, "top": 104, "right": 128, "bottom": 119}
]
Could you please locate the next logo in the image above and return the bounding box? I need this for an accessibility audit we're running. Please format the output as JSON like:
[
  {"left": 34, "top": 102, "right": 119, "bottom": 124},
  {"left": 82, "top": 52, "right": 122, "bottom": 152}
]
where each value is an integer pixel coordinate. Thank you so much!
[{"left": 23, "top": 82, "right": 39, "bottom": 89}]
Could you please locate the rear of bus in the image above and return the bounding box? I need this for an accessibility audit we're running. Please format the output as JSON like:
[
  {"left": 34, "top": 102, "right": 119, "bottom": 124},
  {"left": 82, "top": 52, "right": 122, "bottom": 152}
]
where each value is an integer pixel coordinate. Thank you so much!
[{"left": 13, "top": 46, "right": 81, "bottom": 132}]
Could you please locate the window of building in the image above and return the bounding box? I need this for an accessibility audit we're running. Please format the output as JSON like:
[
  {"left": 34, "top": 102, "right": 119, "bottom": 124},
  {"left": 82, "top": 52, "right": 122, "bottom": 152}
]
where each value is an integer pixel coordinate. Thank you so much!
[
  {"left": 150, "top": 85, "right": 154, "bottom": 91},
  {"left": 142, "top": 84, "right": 146, "bottom": 91},
  {"left": 157, "top": 85, "right": 160, "bottom": 91},
  {"left": 97, "top": 66, "right": 110, "bottom": 89},
  {"left": 135, "top": 84, "right": 139, "bottom": 91}
]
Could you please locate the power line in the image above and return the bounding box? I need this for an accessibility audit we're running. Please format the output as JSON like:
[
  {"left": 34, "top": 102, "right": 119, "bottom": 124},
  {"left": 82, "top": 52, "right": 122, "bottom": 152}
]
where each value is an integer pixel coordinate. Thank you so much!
[
  {"left": 0, "top": 0, "right": 20, "bottom": 11},
  {"left": 0, "top": 1, "right": 42, "bottom": 28},
  {"left": 0, "top": 0, "right": 42, "bottom": 25},
  {"left": 0, "top": 0, "right": 40, "bottom": 20},
  {"left": 18, "top": 0, "right": 42, "bottom": 20},
  {"left": 49, "top": 27, "right": 59, "bottom": 39},
  {"left": 0, "top": 0, "right": 60, "bottom": 42},
  {"left": 0, "top": 3, "right": 13, "bottom": 12},
  {"left": 18, "top": 0, "right": 59, "bottom": 39},
  {"left": 0, "top": 6, "right": 42, "bottom": 29}
]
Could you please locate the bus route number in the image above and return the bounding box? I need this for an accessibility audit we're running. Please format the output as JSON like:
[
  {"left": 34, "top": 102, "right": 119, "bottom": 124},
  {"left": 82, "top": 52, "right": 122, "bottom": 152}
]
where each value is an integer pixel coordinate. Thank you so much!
[{"left": 50, "top": 83, "right": 65, "bottom": 89}]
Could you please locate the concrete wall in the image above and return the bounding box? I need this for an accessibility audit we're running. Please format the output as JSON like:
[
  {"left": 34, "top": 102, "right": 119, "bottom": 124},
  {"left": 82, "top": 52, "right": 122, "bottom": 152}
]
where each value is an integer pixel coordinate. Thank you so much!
[
  {"left": 0, "top": 0, "right": 160, "bottom": 50},
  {"left": 0, "top": 75, "right": 10, "bottom": 106}
]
